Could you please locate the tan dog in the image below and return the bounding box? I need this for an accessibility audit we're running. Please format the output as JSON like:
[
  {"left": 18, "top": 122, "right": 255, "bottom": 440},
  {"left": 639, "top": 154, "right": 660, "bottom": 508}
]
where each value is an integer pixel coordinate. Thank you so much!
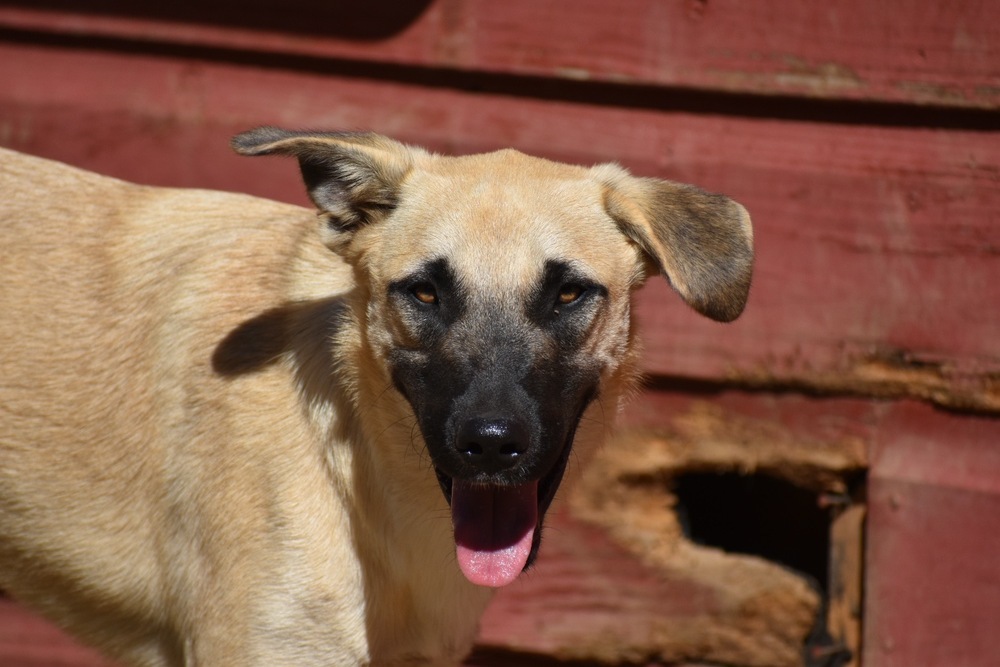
[{"left": 0, "top": 129, "right": 752, "bottom": 666}]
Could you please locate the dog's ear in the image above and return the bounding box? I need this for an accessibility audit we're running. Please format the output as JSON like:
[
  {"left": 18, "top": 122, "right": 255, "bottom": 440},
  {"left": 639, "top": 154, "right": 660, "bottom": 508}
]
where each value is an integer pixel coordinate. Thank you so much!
[
  {"left": 598, "top": 166, "right": 754, "bottom": 322},
  {"left": 232, "top": 127, "right": 417, "bottom": 232}
]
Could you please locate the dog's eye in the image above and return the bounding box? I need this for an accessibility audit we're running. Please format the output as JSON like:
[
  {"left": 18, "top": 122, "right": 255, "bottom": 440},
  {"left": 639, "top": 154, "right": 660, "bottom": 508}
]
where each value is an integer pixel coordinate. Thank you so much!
[
  {"left": 556, "top": 284, "right": 585, "bottom": 306},
  {"left": 411, "top": 283, "right": 438, "bottom": 305}
]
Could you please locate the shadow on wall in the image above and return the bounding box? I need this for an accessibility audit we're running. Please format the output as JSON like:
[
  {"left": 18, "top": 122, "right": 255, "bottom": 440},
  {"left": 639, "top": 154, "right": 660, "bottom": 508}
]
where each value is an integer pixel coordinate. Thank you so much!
[{"left": 7, "top": 0, "right": 435, "bottom": 40}]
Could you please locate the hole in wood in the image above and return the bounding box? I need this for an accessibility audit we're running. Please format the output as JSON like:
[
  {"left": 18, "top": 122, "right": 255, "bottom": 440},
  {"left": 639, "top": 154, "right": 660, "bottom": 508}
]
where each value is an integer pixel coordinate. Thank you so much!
[
  {"left": 672, "top": 469, "right": 865, "bottom": 666},
  {"left": 674, "top": 471, "right": 831, "bottom": 592}
]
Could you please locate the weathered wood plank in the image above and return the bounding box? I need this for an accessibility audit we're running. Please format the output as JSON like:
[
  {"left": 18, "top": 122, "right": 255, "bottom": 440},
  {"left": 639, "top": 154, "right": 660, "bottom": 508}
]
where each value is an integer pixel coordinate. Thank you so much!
[
  {"left": 1, "top": 41, "right": 998, "bottom": 410},
  {"left": 864, "top": 401, "right": 1000, "bottom": 667},
  {"left": 827, "top": 505, "right": 864, "bottom": 667},
  {"left": 0, "top": 0, "right": 997, "bottom": 108},
  {"left": 485, "top": 391, "right": 1000, "bottom": 667},
  {"left": 481, "top": 388, "right": 873, "bottom": 665},
  {"left": 0, "top": 597, "right": 116, "bottom": 667},
  {"left": 478, "top": 506, "right": 819, "bottom": 667}
]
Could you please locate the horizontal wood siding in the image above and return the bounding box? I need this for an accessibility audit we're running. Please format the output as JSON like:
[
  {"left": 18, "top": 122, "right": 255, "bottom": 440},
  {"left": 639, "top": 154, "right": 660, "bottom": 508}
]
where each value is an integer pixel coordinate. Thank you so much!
[
  {"left": 0, "top": 0, "right": 997, "bottom": 107},
  {"left": 1, "top": 2, "right": 998, "bottom": 665},
  {"left": 2, "top": 40, "right": 997, "bottom": 412}
]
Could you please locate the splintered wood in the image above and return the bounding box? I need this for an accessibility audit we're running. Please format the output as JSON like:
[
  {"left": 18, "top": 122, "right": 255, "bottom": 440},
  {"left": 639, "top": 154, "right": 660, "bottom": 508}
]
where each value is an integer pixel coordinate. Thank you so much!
[{"left": 481, "top": 395, "right": 868, "bottom": 666}]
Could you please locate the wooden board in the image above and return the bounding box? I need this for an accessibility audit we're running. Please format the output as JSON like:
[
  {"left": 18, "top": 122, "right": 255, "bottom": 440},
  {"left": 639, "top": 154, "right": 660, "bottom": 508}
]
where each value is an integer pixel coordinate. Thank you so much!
[
  {"left": 0, "top": 0, "right": 997, "bottom": 108},
  {"left": 484, "top": 391, "right": 1000, "bottom": 666},
  {"left": 864, "top": 401, "right": 1000, "bottom": 667},
  {"left": 0, "top": 598, "right": 116, "bottom": 667},
  {"left": 1, "top": 39, "right": 998, "bottom": 411}
]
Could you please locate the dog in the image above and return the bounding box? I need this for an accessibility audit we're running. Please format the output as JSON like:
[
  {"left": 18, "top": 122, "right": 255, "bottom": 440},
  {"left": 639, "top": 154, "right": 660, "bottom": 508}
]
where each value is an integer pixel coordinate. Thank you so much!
[{"left": 0, "top": 128, "right": 753, "bottom": 666}]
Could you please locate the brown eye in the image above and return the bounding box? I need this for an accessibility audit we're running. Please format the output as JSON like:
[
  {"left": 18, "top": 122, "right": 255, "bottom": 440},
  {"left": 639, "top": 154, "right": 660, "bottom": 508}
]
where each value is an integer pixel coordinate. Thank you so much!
[
  {"left": 412, "top": 283, "right": 438, "bottom": 305},
  {"left": 557, "top": 284, "right": 584, "bottom": 305}
]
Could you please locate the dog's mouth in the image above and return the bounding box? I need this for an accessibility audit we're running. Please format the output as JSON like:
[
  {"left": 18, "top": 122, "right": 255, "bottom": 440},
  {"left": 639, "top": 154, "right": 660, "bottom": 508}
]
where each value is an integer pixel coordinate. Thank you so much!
[{"left": 434, "top": 435, "right": 573, "bottom": 588}]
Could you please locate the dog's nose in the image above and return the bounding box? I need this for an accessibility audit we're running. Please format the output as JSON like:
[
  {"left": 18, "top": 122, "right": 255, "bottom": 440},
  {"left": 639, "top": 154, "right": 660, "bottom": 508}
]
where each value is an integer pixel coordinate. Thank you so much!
[{"left": 455, "top": 418, "right": 528, "bottom": 474}]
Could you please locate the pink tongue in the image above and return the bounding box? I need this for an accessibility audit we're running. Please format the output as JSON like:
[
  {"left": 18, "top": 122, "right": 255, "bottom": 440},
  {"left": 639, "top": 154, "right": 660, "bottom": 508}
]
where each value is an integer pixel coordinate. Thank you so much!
[{"left": 451, "top": 480, "right": 538, "bottom": 588}]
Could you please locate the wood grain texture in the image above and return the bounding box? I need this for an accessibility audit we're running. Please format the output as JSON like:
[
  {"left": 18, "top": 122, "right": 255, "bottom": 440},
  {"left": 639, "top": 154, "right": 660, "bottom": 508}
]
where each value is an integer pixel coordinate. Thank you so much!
[
  {"left": 2, "top": 40, "right": 997, "bottom": 410},
  {"left": 0, "top": 598, "right": 116, "bottom": 667},
  {"left": 826, "top": 505, "right": 864, "bottom": 667},
  {"left": 864, "top": 401, "right": 1000, "bottom": 667},
  {"left": 0, "top": 0, "right": 997, "bottom": 107}
]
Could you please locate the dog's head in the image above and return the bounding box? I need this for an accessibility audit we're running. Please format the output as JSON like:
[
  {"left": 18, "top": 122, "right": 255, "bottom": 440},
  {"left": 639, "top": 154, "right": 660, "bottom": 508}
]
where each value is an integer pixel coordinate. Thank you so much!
[{"left": 233, "top": 128, "right": 753, "bottom": 587}]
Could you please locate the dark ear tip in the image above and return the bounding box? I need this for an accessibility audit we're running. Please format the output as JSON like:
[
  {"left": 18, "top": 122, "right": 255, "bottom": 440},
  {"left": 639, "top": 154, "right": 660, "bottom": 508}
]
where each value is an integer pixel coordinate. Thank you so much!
[
  {"left": 704, "top": 301, "right": 746, "bottom": 323},
  {"left": 697, "top": 278, "right": 752, "bottom": 322},
  {"left": 231, "top": 127, "right": 289, "bottom": 156}
]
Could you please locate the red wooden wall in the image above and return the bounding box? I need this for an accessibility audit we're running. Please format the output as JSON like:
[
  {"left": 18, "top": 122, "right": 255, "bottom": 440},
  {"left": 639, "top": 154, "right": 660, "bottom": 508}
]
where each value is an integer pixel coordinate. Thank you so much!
[{"left": 1, "top": 1, "right": 998, "bottom": 665}]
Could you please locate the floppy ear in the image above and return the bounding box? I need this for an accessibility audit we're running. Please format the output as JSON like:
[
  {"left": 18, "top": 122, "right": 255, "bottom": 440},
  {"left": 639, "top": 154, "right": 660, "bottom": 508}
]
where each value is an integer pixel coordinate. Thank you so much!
[
  {"left": 598, "top": 166, "right": 754, "bottom": 322},
  {"left": 232, "top": 127, "right": 417, "bottom": 232}
]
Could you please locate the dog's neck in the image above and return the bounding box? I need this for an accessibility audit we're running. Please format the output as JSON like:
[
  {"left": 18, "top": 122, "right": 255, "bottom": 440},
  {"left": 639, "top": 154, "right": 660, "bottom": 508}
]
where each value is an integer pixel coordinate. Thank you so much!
[{"left": 285, "top": 295, "right": 494, "bottom": 662}]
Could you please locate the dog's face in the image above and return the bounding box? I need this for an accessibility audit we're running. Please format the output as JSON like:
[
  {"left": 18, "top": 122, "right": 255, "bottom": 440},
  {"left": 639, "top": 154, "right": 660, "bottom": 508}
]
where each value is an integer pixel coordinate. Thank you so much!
[
  {"left": 358, "top": 155, "right": 646, "bottom": 587},
  {"left": 233, "top": 129, "right": 753, "bottom": 588}
]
